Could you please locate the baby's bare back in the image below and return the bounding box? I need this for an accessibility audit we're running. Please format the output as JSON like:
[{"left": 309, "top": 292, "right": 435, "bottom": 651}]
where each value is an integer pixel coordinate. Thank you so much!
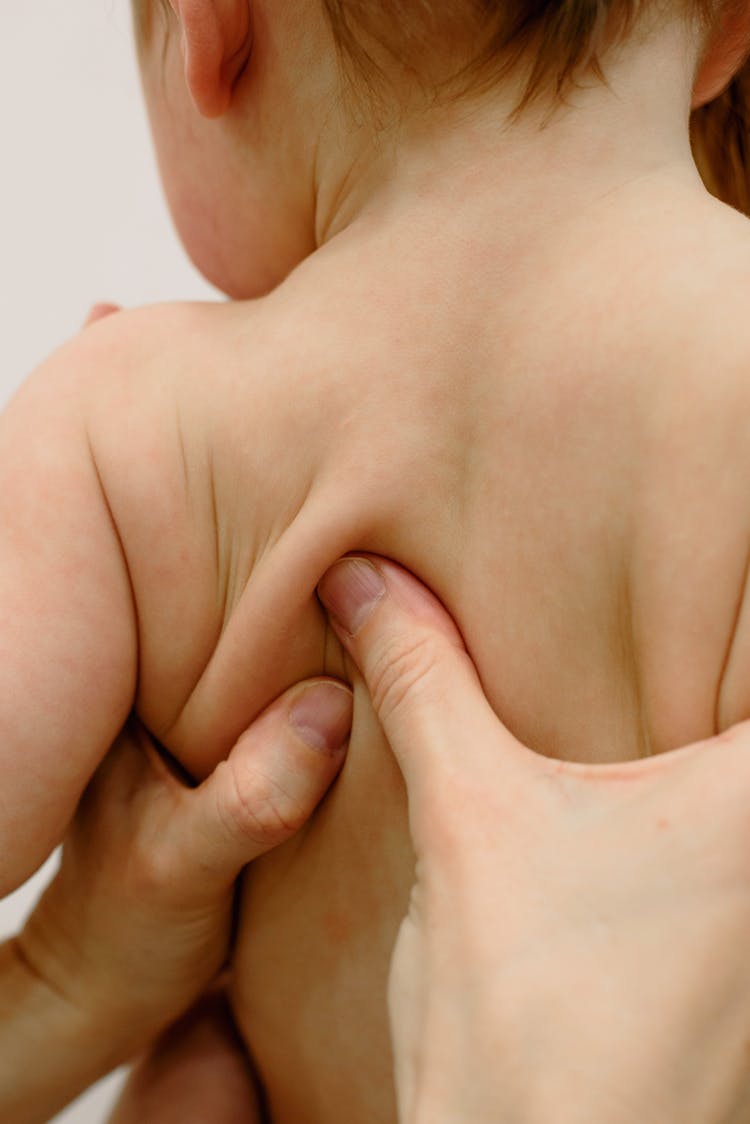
[
  {"left": 20, "top": 181, "right": 749, "bottom": 1122},
  {"left": 206, "top": 189, "right": 750, "bottom": 1123}
]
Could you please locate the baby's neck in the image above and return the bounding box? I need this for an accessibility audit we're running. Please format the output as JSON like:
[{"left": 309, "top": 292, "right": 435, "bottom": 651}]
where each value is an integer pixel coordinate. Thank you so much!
[{"left": 312, "top": 16, "right": 703, "bottom": 270}]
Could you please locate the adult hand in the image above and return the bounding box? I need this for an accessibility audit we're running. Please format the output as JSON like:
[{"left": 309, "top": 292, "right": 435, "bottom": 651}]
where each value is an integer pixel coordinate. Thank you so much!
[
  {"left": 1, "top": 680, "right": 350, "bottom": 1123},
  {"left": 318, "top": 555, "right": 750, "bottom": 1124},
  {"left": 82, "top": 302, "right": 122, "bottom": 328}
]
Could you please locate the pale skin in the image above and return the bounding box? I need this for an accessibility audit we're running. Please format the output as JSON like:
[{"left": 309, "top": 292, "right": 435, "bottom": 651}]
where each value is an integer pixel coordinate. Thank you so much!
[
  {"left": 13, "top": 551, "right": 750, "bottom": 1122},
  {"left": 320, "top": 556, "right": 750, "bottom": 1123},
  {"left": 5, "top": 0, "right": 750, "bottom": 1119},
  {"left": 0, "top": 684, "right": 352, "bottom": 1123},
  {"left": 0, "top": 350, "right": 353, "bottom": 1119}
]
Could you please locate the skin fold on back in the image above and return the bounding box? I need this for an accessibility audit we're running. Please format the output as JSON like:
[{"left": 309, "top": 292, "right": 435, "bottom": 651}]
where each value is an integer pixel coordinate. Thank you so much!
[{"left": 82, "top": 177, "right": 750, "bottom": 1121}]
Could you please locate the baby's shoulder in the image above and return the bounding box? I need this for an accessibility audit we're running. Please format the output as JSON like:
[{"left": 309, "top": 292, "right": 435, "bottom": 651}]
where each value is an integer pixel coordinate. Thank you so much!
[
  {"left": 42, "top": 295, "right": 322, "bottom": 480},
  {"left": 20, "top": 297, "right": 329, "bottom": 762}
]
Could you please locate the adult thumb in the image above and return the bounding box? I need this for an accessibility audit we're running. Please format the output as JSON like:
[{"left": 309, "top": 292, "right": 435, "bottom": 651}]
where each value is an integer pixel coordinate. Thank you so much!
[
  {"left": 317, "top": 555, "right": 527, "bottom": 797},
  {"left": 168, "top": 679, "right": 352, "bottom": 891}
]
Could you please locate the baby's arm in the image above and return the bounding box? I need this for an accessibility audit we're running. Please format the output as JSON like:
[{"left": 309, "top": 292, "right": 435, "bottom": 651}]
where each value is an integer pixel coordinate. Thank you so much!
[{"left": 0, "top": 329, "right": 137, "bottom": 894}]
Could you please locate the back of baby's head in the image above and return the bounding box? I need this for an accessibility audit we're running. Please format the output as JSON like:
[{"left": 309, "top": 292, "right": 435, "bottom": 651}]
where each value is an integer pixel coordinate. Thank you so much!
[
  {"left": 324, "top": 0, "right": 708, "bottom": 104},
  {"left": 323, "top": 0, "right": 750, "bottom": 210},
  {"left": 142, "top": 0, "right": 749, "bottom": 210}
]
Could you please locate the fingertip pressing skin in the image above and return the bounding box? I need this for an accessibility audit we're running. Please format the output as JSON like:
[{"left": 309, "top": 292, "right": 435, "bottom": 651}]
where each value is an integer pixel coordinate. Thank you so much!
[
  {"left": 317, "top": 555, "right": 534, "bottom": 795},
  {"left": 174, "top": 678, "right": 353, "bottom": 883},
  {"left": 318, "top": 556, "right": 388, "bottom": 638},
  {"left": 318, "top": 555, "right": 464, "bottom": 648},
  {"left": 317, "top": 557, "right": 484, "bottom": 775},
  {"left": 288, "top": 680, "right": 353, "bottom": 755}
]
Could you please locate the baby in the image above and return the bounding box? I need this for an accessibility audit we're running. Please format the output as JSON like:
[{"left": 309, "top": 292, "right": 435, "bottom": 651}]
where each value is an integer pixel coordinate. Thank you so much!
[{"left": 4, "top": 0, "right": 750, "bottom": 1120}]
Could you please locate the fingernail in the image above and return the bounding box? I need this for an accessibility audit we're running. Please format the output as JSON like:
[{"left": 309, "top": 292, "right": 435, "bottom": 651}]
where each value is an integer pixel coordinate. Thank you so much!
[
  {"left": 318, "top": 558, "right": 386, "bottom": 636},
  {"left": 290, "top": 682, "right": 353, "bottom": 753}
]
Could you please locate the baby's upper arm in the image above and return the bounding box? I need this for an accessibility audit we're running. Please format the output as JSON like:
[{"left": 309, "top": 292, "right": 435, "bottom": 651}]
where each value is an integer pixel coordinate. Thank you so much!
[{"left": 0, "top": 326, "right": 138, "bottom": 895}]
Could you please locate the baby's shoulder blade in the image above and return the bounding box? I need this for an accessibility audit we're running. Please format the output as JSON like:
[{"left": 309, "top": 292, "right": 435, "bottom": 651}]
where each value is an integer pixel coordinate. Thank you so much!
[{"left": 630, "top": 287, "right": 750, "bottom": 746}]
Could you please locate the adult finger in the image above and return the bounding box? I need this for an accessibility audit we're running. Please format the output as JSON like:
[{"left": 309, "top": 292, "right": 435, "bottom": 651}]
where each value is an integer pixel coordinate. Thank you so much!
[
  {"left": 167, "top": 678, "right": 352, "bottom": 890},
  {"left": 82, "top": 302, "right": 121, "bottom": 329},
  {"left": 317, "top": 555, "right": 529, "bottom": 795}
]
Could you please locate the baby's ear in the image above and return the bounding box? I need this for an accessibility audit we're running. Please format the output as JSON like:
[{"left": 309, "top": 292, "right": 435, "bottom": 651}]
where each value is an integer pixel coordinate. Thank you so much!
[
  {"left": 692, "top": 2, "right": 750, "bottom": 108},
  {"left": 170, "top": 0, "right": 253, "bottom": 118}
]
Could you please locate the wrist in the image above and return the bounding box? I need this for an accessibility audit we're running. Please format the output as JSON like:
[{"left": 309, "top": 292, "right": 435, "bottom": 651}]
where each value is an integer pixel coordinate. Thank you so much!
[
  {"left": 15, "top": 933, "right": 145, "bottom": 1054},
  {"left": 17, "top": 870, "right": 207, "bottom": 1050},
  {"left": 0, "top": 938, "right": 139, "bottom": 1124},
  {"left": 17, "top": 883, "right": 163, "bottom": 1047}
]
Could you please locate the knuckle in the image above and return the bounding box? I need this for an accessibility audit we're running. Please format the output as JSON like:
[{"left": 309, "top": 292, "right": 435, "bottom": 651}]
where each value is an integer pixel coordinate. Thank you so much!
[
  {"left": 216, "top": 759, "right": 307, "bottom": 849},
  {"left": 366, "top": 631, "right": 444, "bottom": 728}
]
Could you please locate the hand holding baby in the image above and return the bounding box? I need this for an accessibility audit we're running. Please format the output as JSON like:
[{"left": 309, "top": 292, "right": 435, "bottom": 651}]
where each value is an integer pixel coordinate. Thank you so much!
[
  {"left": 0, "top": 683, "right": 351, "bottom": 1123},
  {"left": 318, "top": 556, "right": 750, "bottom": 1124},
  {"left": 7, "top": 549, "right": 750, "bottom": 1124}
]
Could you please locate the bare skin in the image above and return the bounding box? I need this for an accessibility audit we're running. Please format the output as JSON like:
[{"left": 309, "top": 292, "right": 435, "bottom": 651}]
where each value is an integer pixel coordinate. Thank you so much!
[
  {"left": 5, "top": 3, "right": 750, "bottom": 1121},
  {"left": 4, "top": 179, "right": 750, "bottom": 1122},
  {"left": 109, "top": 994, "right": 265, "bottom": 1124},
  {"left": 320, "top": 556, "right": 750, "bottom": 1123},
  {"left": 0, "top": 675, "right": 350, "bottom": 1123}
]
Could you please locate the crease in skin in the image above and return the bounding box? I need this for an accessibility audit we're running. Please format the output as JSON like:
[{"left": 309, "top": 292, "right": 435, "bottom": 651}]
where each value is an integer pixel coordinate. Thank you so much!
[
  {"left": 156, "top": 473, "right": 335, "bottom": 762},
  {"left": 84, "top": 427, "right": 142, "bottom": 701},
  {"left": 714, "top": 537, "right": 750, "bottom": 735},
  {"left": 615, "top": 525, "right": 652, "bottom": 760},
  {"left": 175, "top": 405, "right": 192, "bottom": 509},
  {"left": 7, "top": 937, "right": 75, "bottom": 1013},
  {"left": 207, "top": 444, "right": 229, "bottom": 629}
]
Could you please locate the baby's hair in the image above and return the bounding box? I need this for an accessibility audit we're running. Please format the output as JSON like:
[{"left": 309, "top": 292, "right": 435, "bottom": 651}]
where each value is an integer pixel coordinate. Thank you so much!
[
  {"left": 692, "top": 60, "right": 750, "bottom": 214},
  {"left": 324, "top": 1, "right": 750, "bottom": 212},
  {"left": 140, "top": 0, "right": 750, "bottom": 214},
  {"left": 321, "top": 0, "right": 714, "bottom": 110}
]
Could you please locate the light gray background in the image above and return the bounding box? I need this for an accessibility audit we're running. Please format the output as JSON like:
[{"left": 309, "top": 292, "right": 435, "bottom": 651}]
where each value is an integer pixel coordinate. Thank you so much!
[{"left": 1, "top": 3, "right": 217, "bottom": 1120}]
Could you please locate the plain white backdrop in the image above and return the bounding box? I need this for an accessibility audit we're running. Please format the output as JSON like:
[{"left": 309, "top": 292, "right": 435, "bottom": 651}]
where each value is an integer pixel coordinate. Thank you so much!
[{"left": 1, "top": 3, "right": 217, "bottom": 1120}]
